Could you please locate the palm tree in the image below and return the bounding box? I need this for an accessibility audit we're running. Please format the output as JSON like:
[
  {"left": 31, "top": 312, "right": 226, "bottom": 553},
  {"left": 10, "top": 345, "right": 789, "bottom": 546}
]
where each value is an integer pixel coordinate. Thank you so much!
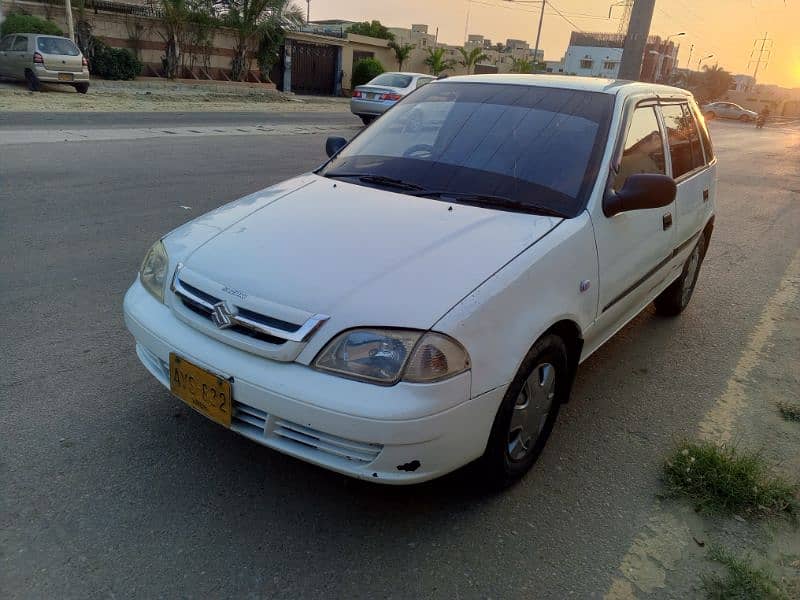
[
  {"left": 389, "top": 41, "right": 415, "bottom": 71},
  {"left": 424, "top": 47, "right": 454, "bottom": 76},
  {"left": 510, "top": 57, "right": 533, "bottom": 74},
  {"left": 160, "top": 0, "right": 190, "bottom": 79},
  {"left": 695, "top": 64, "right": 733, "bottom": 102},
  {"left": 225, "top": 0, "right": 304, "bottom": 81},
  {"left": 457, "top": 46, "right": 488, "bottom": 74}
]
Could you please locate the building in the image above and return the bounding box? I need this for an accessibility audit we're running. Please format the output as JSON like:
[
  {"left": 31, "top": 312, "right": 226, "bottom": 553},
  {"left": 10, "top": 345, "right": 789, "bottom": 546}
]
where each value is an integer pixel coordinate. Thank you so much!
[
  {"left": 730, "top": 74, "right": 756, "bottom": 93},
  {"left": 388, "top": 24, "right": 436, "bottom": 50},
  {"left": 563, "top": 32, "right": 676, "bottom": 81}
]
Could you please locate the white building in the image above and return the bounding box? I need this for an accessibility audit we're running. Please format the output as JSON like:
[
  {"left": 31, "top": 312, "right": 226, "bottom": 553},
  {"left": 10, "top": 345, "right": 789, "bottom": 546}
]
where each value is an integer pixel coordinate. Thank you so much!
[
  {"left": 563, "top": 33, "right": 623, "bottom": 77},
  {"left": 730, "top": 74, "right": 756, "bottom": 93},
  {"left": 388, "top": 24, "right": 436, "bottom": 50}
]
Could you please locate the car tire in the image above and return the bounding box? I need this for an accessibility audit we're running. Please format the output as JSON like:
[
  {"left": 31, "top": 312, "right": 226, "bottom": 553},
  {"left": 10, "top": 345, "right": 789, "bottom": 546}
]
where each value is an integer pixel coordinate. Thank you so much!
[
  {"left": 74, "top": 83, "right": 89, "bottom": 94},
  {"left": 738, "top": 114, "right": 750, "bottom": 122},
  {"left": 25, "top": 70, "right": 41, "bottom": 92},
  {"left": 654, "top": 233, "right": 707, "bottom": 317},
  {"left": 476, "top": 334, "right": 570, "bottom": 488},
  {"left": 360, "top": 115, "right": 375, "bottom": 126},
  {"left": 704, "top": 111, "right": 715, "bottom": 120}
]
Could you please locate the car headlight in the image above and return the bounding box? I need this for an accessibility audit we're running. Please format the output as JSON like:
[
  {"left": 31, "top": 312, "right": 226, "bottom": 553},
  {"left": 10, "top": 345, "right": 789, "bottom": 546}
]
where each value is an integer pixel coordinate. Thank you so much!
[
  {"left": 139, "top": 240, "right": 169, "bottom": 303},
  {"left": 313, "top": 328, "right": 470, "bottom": 385}
]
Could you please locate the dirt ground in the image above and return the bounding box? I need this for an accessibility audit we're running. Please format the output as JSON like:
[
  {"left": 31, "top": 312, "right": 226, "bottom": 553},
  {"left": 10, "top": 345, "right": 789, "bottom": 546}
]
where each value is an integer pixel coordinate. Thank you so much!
[{"left": 0, "top": 78, "right": 351, "bottom": 112}]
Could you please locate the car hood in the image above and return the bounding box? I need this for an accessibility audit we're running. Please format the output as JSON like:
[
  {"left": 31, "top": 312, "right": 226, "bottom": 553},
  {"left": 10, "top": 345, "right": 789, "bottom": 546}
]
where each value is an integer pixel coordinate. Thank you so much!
[{"left": 179, "top": 174, "right": 561, "bottom": 333}]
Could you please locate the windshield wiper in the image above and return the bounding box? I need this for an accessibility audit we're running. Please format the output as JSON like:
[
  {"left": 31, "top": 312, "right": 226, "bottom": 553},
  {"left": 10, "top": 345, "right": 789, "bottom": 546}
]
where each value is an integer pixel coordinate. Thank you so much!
[
  {"left": 324, "top": 173, "right": 426, "bottom": 192},
  {"left": 412, "top": 190, "right": 567, "bottom": 218}
]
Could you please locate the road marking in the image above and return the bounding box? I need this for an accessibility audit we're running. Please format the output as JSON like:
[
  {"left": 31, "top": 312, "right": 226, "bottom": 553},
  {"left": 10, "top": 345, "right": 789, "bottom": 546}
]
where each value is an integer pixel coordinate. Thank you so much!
[
  {"left": 0, "top": 123, "right": 359, "bottom": 145},
  {"left": 604, "top": 247, "right": 800, "bottom": 599}
]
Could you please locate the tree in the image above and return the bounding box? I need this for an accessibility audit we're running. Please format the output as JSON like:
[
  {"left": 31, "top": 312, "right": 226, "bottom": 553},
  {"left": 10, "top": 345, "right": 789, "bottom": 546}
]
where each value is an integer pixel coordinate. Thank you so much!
[
  {"left": 224, "top": 0, "right": 304, "bottom": 81},
  {"left": 347, "top": 20, "right": 395, "bottom": 41},
  {"left": 352, "top": 57, "right": 384, "bottom": 88},
  {"left": 510, "top": 57, "right": 533, "bottom": 74},
  {"left": 693, "top": 64, "right": 733, "bottom": 103},
  {"left": 457, "top": 46, "right": 488, "bottom": 74},
  {"left": 424, "top": 47, "right": 454, "bottom": 76},
  {"left": 389, "top": 41, "right": 415, "bottom": 71},
  {"left": 159, "top": 0, "right": 190, "bottom": 79}
]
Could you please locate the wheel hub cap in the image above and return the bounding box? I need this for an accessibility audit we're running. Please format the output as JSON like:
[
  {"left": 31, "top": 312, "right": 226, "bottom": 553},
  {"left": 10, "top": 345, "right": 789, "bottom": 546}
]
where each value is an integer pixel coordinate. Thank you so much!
[{"left": 507, "top": 363, "right": 556, "bottom": 461}]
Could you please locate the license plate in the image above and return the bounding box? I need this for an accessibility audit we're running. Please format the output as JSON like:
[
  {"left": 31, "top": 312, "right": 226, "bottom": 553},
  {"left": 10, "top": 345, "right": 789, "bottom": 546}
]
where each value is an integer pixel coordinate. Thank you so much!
[
  {"left": 169, "top": 354, "right": 232, "bottom": 427},
  {"left": 366, "top": 93, "right": 375, "bottom": 99},
  {"left": 58, "top": 73, "right": 74, "bottom": 81}
]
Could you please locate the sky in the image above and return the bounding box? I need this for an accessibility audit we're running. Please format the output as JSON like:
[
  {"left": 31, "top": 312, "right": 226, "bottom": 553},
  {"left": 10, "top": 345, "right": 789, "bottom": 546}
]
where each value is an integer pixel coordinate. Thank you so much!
[{"left": 308, "top": 0, "right": 800, "bottom": 88}]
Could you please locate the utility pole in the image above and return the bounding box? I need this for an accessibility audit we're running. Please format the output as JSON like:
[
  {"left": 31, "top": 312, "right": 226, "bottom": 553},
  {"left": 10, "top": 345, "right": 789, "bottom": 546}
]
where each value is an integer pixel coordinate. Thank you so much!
[
  {"left": 686, "top": 43, "right": 693, "bottom": 69},
  {"left": 749, "top": 32, "right": 772, "bottom": 83},
  {"left": 306, "top": 0, "right": 310, "bottom": 24},
  {"left": 532, "top": 0, "right": 545, "bottom": 71},
  {"left": 64, "top": 0, "right": 75, "bottom": 41},
  {"left": 618, "top": 0, "right": 656, "bottom": 80}
]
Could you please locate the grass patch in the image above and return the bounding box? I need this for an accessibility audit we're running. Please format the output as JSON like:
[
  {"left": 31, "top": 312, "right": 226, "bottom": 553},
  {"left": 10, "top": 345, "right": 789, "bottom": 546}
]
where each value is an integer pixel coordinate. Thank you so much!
[
  {"left": 663, "top": 441, "right": 798, "bottom": 516},
  {"left": 777, "top": 400, "right": 800, "bottom": 422},
  {"left": 703, "top": 545, "right": 788, "bottom": 600}
]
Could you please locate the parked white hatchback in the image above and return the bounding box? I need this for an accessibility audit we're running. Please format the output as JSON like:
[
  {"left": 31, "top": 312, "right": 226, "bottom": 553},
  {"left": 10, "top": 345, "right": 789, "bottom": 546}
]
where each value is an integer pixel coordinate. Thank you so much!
[{"left": 125, "top": 75, "right": 716, "bottom": 486}]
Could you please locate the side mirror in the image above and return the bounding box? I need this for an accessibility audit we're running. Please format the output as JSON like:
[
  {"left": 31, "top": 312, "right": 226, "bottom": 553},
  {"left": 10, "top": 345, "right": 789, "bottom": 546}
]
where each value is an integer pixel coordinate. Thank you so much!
[
  {"left": 603, "top": 173, "right": 676, "bottom": 217},
  {"left": 325, "top": 136, "right": 347, "bottom": 158}
]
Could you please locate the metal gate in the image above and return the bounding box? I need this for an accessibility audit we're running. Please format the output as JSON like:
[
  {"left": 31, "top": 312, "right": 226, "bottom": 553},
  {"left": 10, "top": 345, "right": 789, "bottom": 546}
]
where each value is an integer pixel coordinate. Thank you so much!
[{"left": 291, "top": 42, "right": 337, "bottom": 95}]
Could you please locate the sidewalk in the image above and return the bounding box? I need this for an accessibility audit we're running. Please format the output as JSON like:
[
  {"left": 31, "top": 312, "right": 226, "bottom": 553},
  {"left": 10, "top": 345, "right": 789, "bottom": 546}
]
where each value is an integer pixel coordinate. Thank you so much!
[{"left": 0, "top": 78, "right": 351, "bottom": 113}]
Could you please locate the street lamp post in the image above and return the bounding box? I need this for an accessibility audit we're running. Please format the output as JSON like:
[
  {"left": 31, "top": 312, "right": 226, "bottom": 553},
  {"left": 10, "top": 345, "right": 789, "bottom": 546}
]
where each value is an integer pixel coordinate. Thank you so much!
[
  {"left": 697, "top": 54, "right": 714, "bottom": 71},
  {"left": 655, "top": 32, "right": 684, "bottom": 82}
]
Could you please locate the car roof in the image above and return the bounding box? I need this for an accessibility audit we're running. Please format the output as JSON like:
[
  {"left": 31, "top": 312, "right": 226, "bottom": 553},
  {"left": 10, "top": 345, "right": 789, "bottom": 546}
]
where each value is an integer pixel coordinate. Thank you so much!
[{"left": 441, "top": 74, "right": 693, "bottom": 99}]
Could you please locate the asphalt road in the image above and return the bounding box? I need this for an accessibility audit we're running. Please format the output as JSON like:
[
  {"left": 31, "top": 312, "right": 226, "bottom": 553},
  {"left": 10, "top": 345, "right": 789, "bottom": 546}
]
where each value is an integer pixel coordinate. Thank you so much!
[{"left": 1, "top": 116, "right": 799, "bottom": 599}]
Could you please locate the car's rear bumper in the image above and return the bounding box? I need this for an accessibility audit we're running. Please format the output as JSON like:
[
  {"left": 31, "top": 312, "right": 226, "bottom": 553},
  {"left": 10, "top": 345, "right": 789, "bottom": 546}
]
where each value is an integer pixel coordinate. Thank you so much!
[
  {"left": 33, "top": 65, "right": 89, "bottom": 83},
  {"left": 350, "top": 97, "right": 397, "bottom": 117},
  {"left": 123, "top": 279, "right": 504, "bottom": 484}
]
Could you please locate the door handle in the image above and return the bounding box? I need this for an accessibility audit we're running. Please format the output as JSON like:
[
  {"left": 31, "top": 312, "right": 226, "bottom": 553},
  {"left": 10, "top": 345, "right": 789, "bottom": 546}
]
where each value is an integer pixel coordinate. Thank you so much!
[
  {"left": 702, "top": 189, "right": 709, "bottom": 202},
  {"left": 662, "top": 212, "right": 673, "bottom": 230}
]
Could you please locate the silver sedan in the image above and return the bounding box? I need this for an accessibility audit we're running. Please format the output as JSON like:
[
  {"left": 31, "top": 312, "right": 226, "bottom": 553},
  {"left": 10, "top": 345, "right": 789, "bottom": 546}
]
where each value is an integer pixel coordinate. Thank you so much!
[
  {"left": 350, "top": 72, "right": 435, "bottom": 125},
  {"left": 701, "top": 102, "right": 758, "bottom": 122}
]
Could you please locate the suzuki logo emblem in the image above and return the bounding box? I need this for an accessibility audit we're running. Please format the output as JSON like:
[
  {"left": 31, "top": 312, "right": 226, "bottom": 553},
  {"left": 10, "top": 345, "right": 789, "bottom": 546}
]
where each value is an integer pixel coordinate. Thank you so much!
[{"left": 211, "top": 302, "right": 234, "bottom": 329}]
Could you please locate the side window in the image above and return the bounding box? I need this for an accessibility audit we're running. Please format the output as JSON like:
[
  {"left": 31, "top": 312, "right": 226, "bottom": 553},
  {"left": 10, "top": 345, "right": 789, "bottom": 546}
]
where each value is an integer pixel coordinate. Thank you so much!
[
  {"left": 613, "top": 105, "right": 666, "bottom": 191},
  {"left": 681, "top": 104, "right": 705, "bottom": 170},
  {"left": 416, "top": 78, "right": 433, "bottom": 89},
  {"left": 690, "top": 101, "right": 714, "bottom": 163},
  {"left": 660, "top": 104, "right": 698, "bottom": 178},
  {"left": 11, "top": 36, "right": 28, "bottom": 52},
  {"left": 0, "top": 36, "right": 15, "bottom": 51}
]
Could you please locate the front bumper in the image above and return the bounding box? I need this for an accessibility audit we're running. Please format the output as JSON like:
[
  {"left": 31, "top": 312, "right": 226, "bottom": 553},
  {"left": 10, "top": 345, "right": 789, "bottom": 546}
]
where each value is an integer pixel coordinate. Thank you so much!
[
  {"left": 123, "top": 280, "right": 505, "bottom": 484},
  {"left": 33, "top": 65, "right": 90, "bottom": 83},
  {"left": 349, "top": 97, "right": 397, "bottom": 117}
]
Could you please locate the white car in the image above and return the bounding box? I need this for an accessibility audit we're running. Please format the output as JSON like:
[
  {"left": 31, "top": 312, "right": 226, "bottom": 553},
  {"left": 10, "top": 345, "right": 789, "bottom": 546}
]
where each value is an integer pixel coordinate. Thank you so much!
[
  {"left": 350, "top": 72, "right": 435, "bottom": 125},
  {"left": 125, "top": 75, "right": 716, "bottom": 487}
]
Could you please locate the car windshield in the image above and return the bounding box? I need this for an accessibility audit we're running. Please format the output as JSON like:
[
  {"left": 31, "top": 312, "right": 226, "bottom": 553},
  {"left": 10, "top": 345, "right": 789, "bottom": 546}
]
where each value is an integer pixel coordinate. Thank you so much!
[
  {"left": 37, "top": 36, "right": 80, "bottom": 56},
  {"left": 368, "top": 74, "right": 413, "bottom": 88},
  {"left": 322, "top": 82, "right": 614, "bottom": 217}
]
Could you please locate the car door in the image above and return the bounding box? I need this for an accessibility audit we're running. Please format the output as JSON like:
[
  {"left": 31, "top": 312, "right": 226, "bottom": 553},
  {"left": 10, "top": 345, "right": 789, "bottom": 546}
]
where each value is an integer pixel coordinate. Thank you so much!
[
  {"left": 659, "top": 101, "right": 713, "bottom": 259},
  {"left": 10, "top": 35, "right": 30, "bottom": 79},
  {"left": 589, "top": 100, "right": 677, "bottom": 342},
  {"left": 0, "top": 35, "right": 17, "bottom": 77}
]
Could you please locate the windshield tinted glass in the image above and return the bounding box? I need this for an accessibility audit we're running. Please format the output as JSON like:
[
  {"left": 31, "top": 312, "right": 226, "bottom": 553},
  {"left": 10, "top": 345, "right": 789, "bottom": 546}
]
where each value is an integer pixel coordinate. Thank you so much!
[
  {"left": 321, "top": 82, "right": 613, "bottom": 216},
  {"left": 37, "top": 36, "right": 79, "bottom": 56},
  {"left": 368, "top": 74, "right": 413, "bottom": 88}
]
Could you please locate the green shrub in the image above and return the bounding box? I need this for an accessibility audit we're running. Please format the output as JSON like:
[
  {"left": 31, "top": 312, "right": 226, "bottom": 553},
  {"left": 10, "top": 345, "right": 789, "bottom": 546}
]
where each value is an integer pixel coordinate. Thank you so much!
[
  {"left": 351, "top": 58, "right": 384, "bottom": 89},
  {"left": 1, "top": 12, "right": 63, "bottom": 37},
  {"left": 90, "top": 40, "right": 142, "bottom": 80}
]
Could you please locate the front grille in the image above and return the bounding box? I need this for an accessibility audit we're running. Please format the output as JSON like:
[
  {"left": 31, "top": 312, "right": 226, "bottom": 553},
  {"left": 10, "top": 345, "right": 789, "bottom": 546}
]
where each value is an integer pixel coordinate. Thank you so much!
[
  {"left": 171, "top": 275, "right": 330, "bottom": 347},
  {"left": 230, "top": 400, "right": 383, "bottom": 466}
]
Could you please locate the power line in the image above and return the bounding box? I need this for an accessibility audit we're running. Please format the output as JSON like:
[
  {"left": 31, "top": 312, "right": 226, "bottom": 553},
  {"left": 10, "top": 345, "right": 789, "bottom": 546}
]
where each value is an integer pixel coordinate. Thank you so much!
[
  {"left": 545, "top": 0, "right": 585, "bottom": 31},
  {"left": 748, "top": 32, "right": 772, "bottom": 81}
]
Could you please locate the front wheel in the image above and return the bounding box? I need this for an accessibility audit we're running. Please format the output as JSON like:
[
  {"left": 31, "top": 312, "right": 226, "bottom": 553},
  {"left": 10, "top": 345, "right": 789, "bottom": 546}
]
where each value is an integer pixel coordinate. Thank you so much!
[
  {"left": 739, "top": 114, "right": 751, "bottom": 122},
  {"left": 360, "top": 115, "right": 376, "bottom": 126},
  {"left": 476, "top": 334, "right": 571, "bottom": 488},
  {"left": 654, "top": 233, "right": 707, "bottom": 316}
]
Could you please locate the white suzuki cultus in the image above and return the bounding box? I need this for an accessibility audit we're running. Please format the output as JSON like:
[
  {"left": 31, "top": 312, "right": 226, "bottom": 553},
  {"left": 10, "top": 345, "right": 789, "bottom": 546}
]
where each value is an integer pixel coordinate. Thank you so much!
[{"left": 125, "top": 75, "right": 716, "bottom": 486}]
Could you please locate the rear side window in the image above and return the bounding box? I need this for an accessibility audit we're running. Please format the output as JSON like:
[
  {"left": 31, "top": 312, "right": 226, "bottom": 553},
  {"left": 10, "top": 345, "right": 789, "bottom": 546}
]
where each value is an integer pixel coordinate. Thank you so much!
[
  {"left": 661, "top": 103, "right": 704, "bottom": 178},
  {"left": 37, "top": 37, "right": 80, "bottom": 56},
  {"left": 690, "top": 101, "right": 714, "bottom": 163},
  {"left": 614, "top": 105, "right": 666, "bottom": 191},
  {"left": 11, "top": 36, "right": 28, "bottom": 52},
  {"left": 0, "top": 36, "right": 15, "bottom": 51}
]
